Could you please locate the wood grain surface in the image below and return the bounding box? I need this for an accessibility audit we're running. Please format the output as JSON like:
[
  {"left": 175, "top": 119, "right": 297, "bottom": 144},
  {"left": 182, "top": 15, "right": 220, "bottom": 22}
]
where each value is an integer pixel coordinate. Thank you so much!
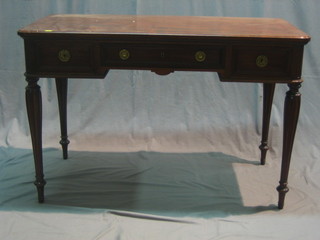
[{"left": 18, "top": 14, "right": 310, "bottom": 41}]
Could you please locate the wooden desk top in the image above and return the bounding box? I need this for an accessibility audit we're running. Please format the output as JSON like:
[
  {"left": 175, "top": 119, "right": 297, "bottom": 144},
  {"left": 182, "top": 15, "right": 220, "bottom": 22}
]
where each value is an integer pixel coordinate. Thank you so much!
[{"left": 18, "top": 14, "right": 310, "bottom": 42}]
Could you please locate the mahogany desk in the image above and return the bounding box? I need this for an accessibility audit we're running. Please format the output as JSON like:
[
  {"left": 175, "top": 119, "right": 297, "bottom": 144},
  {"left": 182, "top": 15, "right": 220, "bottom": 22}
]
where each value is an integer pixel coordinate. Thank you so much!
[{"left": 18, "top": 15, "right": 310, "bottom": 209}]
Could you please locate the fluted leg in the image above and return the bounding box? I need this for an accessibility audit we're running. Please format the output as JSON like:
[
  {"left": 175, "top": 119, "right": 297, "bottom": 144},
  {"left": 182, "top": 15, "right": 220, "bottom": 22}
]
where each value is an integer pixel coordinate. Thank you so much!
[
  {"left": 55, "top": 78, "right": 70, "bottom": 159},
  {"left": 26, "top": 77, "right": 46, "bottom": 203},
  {"left": 259, "top": 83, "right": 275, "bottom": 165},
  {"left": 277, "top": 83, "right": 301, "bottom": 209}
]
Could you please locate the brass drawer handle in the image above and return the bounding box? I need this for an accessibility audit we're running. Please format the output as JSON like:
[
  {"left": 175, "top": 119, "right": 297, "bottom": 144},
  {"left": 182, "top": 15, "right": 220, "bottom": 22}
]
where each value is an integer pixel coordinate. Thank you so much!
[
  {"left": 256, "top": 55, "right": 268, "bottom": 68},
  {"left": 119, "top": 49, "right": 130, "bottom": 60},
  {"left": 195, "top": 51, "right": 206, "bottom": 62},
  {"left": 58, "top": 49, "right": 71, "bottom": 62}
]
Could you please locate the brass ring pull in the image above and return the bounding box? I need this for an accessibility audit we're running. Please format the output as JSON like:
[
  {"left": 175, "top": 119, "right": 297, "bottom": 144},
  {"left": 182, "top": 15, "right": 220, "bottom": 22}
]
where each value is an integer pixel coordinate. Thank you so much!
[
  {"left": 256, "top": 55, "right": 268, "bottom": 68},
  {"left": 195, "top": 51, "right": 206, "bottom": 62},
  {"left": 119, "top": 49, "right": 130, "bottom": 60},
  {"left": 58, "top": 49, "right": 71, "bottom": 62}
]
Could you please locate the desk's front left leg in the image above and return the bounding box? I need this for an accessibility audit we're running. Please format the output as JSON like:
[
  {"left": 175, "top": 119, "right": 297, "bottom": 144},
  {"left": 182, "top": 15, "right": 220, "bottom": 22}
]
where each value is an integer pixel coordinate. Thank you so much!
[
  {"left": 277, "top": 83, "right": 301, "bottom": 209},
  {"left": 26, "top": 77, "right": 46, "bottom": 203}
]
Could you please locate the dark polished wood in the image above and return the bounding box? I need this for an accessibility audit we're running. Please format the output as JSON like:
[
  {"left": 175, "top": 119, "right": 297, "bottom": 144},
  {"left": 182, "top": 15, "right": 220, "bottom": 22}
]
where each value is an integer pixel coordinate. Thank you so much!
[
  {"left": 277, "top": 83, "right": 301, "bottom": 209},
  {"left": 259, "top": 83, "right": 276, "bottom": 165},
  {"left": 18, "top": 15, "right": 310, "bottom": 209},
  {"left": 55, "top": 78, "right": 69, "bottom": 159},
  {"left": 25, "top": 77, "right": 45, "bottom": 203},
  {"left": 18, "top": 15, "right": 309, "bottom": 40}
]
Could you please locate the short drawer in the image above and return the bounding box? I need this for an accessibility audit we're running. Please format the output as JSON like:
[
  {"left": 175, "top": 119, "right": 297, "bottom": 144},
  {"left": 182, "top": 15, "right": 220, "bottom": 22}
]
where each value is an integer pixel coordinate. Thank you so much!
[
  {"left": 102, "top": 44, "right": 225, "bottom": 70},
  {"left": 230, "top": 46, "right": 293, "bottom": 79},
  {"left": 31, "top": 40, "right": 96, "bottom": 75}
]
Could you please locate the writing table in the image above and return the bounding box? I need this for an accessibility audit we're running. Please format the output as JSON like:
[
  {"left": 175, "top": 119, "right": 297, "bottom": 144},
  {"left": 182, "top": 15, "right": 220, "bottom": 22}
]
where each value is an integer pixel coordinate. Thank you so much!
[{"left": 18, "top": 15, "right": 310, "bottom": 209}]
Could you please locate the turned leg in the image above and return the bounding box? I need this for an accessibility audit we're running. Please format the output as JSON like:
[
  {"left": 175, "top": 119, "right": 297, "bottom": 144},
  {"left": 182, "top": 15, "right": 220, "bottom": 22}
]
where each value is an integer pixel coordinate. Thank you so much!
[
  {"left": 55, "top": 78, "right": 70, "bottom": 159},
  {"left": 277, "top": 83, "right": 301, "bottom": 209},
  {"left": 259, "top": 83, "right": 275, "bottom": 165},
  {"left": 26, "top": 77, "right": 46, "bottom": 203}
]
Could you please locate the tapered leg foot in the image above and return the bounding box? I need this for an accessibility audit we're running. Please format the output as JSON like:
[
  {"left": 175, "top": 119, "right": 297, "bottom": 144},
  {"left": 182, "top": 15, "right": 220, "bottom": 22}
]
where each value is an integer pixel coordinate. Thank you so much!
[
  {"left": 59, "top": 137, "right": 70, "bottom": 159},
  {"left": 34, "top": 178, "right": 46, "bottom": 203},
  {"left": 259, "top": 83, "right": 275, "bottom": 165},
  {"left": 277, "top": 83, "right": 301, "bottom": 209},
  {"left": 26, "top": 77, "right": 46, "bottom": 203},
  {"left": 56, "top": 78, "right": 69, "bottom": 159},
  {"left": 277, "top": 184, "right": 289, "bottom": 209}
]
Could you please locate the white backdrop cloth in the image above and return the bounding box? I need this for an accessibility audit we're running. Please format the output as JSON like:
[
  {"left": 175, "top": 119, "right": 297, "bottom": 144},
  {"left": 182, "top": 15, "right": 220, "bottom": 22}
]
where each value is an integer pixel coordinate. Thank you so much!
[{"left": 1, "top": 1, "right": 320, "bottom": 239}]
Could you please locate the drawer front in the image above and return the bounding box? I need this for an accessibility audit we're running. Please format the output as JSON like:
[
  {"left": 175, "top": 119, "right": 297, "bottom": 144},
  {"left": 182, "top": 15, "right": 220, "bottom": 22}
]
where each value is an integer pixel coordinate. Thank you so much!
[
  {"left": 230, "top": 46, "right": 293, "bottom": 79},
  {"left": 102, "top": 44, "right": 225, "bottom": 70},
  {"left": 31, "top": 40, "right": 96, "bottom": 75}
]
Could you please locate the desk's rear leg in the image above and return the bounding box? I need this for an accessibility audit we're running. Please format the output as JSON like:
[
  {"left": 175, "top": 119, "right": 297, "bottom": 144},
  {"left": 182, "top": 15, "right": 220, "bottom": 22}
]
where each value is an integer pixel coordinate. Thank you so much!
[
  {"left": 55, "top": 78, "right": 70, "bottom": 159},
  {"left": 259, "top": 83, "right": 275, "bottom": 165},
  {"left": 26, "top": 77, "right": 46, "bottom": 203},
  {"left": 277, "top": 83, "right": 301, "bottom": 209}
]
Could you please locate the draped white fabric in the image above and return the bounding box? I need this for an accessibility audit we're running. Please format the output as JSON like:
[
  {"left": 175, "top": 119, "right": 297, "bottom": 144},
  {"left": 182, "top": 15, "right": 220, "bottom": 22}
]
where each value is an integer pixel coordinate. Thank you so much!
[{"left": 1, "top": 1, "right": 320, "bottom": 239}]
